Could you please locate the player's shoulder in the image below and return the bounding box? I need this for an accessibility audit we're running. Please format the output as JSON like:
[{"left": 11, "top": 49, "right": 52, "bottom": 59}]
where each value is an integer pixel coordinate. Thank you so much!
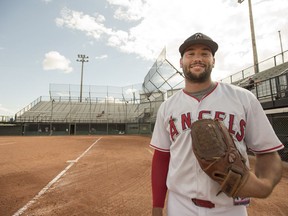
[
  {"left": 217, "top": 82, "right": 254, "bottom": 95},
  {"left": 159, "top": 89, "right": 184, "bottom": 107},
  {"left": 216, "top": 82, "right": 258, "bottom": 103},
  {"left": 217, "top": 81, "right": 243, "bottom": 90}
]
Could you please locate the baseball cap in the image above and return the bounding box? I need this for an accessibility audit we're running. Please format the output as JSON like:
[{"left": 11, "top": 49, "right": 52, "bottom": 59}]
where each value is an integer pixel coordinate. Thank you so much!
[{"left": 179, "top": 32, "right": 218, "bottom": 56}]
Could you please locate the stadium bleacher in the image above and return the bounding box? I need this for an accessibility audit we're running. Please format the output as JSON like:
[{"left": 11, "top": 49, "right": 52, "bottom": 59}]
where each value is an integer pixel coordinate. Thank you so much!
[{"left": 234, "top": 61, "right": 288, "bottom": 88}]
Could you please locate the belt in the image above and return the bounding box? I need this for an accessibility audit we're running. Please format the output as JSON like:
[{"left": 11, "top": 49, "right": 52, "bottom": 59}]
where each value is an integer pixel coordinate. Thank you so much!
[{"left": 191, "top": 198, "right": 215, "bottom": 208}]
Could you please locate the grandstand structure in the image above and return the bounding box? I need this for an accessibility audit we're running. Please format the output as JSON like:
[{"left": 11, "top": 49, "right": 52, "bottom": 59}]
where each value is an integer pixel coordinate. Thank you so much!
[
  {"left": 1, "top": 47, "right": 288, "bottom": 160},
  {"left": 12, "top": 84, "right": 163, "bottom": 135},
  {"left": 4, "top": 48, "right": 179, "bottom": 136},
  {"left": 1, "top": 46, "right": 287, "bottom": 160}
]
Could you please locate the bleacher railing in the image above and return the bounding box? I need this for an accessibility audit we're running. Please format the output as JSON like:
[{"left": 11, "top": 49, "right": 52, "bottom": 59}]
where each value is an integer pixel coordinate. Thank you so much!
[
  {"left": 249, "top": 71, "right": 288, "bottom": 106},
  {"left": 221, "top": 50, "right": 288, "bottom": 84}
]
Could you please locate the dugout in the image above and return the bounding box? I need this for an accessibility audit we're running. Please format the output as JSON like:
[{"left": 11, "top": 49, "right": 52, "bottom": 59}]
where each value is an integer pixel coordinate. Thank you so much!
[
  {"left": 126, "top": 123, "right": 152, "bottom": 134},
  {"left": 19, "top": 122, "right": 153, "bottom": 135},
  {"left": 0, "top": 123, "right": 22, "bottom": 135}
]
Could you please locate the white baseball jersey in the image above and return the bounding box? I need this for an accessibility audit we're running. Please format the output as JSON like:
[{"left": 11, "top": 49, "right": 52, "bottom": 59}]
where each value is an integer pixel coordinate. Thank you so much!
[{"left": 150, "top": 82, "right": 283, "bottom": 207}]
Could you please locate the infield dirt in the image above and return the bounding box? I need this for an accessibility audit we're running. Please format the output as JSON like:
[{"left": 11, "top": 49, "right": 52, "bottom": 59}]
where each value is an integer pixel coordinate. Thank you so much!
[{"left": 0, "top": 135, "right": 287, "bottom": 216}]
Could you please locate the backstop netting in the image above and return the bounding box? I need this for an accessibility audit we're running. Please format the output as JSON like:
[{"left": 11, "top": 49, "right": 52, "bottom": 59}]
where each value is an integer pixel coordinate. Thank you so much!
[
  {"left": 49, "top": 83, "right": 141, "bottom": 103},
  {"left": 142, "top": 48, "right": 184, "bottom": 100}
]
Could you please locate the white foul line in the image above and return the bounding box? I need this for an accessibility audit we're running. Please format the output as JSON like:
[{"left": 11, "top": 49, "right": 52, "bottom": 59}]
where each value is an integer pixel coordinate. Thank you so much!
[
  {"left": 0, "top": 142, "right": 16, "bottom": 146},
  {"left": 12, "top": 137, "right": 102, "bottom": 216},
  {"left": 146, "top": 148, "right": 154, "bottom": 155}
]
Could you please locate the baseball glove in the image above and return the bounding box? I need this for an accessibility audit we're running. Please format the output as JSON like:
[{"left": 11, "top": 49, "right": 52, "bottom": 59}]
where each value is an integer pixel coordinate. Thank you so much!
[{"left": 191, "top": 118, "right": 249, "bottom": 197}]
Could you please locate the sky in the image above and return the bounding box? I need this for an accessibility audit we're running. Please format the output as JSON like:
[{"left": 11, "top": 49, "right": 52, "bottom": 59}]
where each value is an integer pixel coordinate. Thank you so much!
[{"left": 0, "top": 0, "right": 288, "bottom": 117}]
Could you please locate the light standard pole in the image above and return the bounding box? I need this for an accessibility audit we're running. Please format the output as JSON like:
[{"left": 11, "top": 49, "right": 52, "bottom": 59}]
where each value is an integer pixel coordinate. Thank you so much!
[
  {"left": 278, "top": 30, "right": 284, "bottom": 63},
  {"left": 238, "top": 0, "right": 259, "bottom": 73},
  {"left": 76, "top": 54, "right": 89, "bottom": 102}
]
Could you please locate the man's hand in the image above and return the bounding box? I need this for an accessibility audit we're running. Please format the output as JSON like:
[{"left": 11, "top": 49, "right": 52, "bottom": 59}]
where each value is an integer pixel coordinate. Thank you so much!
[
  {"left": 152, "top": 207, "right": 163, "bottom": 216},
  {"left": 236, "top": 152, "right": 283, "bottom": 198}
]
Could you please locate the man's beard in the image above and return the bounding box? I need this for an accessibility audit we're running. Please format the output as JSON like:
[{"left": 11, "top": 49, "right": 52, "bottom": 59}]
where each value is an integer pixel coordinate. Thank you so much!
[{"left": 183, "top": 64, "right": 213, "bottom": 83}]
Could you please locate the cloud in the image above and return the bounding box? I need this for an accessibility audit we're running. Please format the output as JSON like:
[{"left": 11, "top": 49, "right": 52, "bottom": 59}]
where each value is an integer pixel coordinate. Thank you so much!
[
  {"left": 95, "top": 54, "right": 108, "bottom": 60},
  {"left": 0, "top": 104, "right": 14, "bottom": 116},
  {"left": 42, "top": 0, "right": 52, "bottom": 4},
  {"left": 55, "top": 7, "right": 161, "bottom": 60},
  {"left": 56, "top": 8, "right": 110, "bottom": 40},
  {"left": 42, "top": 51, "right": 73, "bottom": 73},
  {"left": 106, "top": 0, "right": 148, "bottom": 21},
  {"left": 55, "top": 0, "right": 288, "bottom": 79}
]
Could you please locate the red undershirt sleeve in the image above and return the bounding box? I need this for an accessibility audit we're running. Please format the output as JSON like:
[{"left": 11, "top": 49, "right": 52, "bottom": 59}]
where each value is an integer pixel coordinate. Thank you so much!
[{"left": 151, "top": 149, "right": 170, "bottom": 208}]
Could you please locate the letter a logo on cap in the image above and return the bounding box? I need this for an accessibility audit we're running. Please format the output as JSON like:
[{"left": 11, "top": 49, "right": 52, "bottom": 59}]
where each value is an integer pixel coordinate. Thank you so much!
[
  {"left": 195, "top": 33, "right": 203, "bottom": 39},
  {"left": 179, "top": 32, "right": 219, "bottom": 56}
]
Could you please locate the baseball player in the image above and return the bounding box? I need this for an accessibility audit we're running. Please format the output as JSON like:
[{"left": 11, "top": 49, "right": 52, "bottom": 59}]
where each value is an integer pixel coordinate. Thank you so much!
[{"left": 150, "top": 32, "right": 284, "bottom": 216}]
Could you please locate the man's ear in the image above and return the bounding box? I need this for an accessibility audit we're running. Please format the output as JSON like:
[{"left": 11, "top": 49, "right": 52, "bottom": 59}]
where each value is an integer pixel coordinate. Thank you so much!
[{"left": 180, "top": 58, "right": 183, "bottom": 68}]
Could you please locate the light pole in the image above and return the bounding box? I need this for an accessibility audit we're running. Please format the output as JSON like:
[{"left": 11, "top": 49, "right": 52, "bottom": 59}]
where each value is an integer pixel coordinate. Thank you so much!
[
  {"left": 238, "top": 0, "right": 259, "bottom": 73},
  {"left": 278, "top": 30, "right": 284, "bottom": 63},
  {"left": 76, "top": 54, "right": 89, "bottom": 102}
]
